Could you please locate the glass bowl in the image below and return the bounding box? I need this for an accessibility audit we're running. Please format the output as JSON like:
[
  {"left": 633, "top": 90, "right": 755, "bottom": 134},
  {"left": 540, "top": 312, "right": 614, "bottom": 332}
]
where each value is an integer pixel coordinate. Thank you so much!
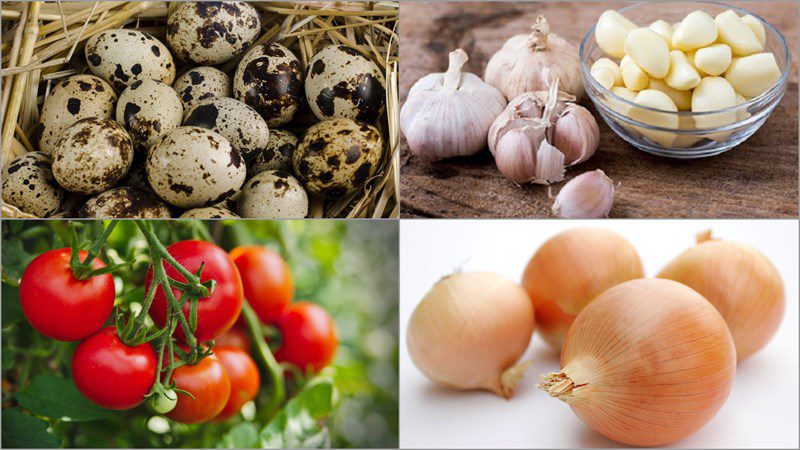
[{"left": 580, "top": 1, "right": 790, "bottom": 158}]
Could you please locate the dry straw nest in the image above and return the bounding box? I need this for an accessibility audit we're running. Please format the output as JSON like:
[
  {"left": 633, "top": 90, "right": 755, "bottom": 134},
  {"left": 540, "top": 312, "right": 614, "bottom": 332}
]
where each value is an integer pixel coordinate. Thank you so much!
[{"left": 1, "top": 1, "right": 399, "bottom": 218}]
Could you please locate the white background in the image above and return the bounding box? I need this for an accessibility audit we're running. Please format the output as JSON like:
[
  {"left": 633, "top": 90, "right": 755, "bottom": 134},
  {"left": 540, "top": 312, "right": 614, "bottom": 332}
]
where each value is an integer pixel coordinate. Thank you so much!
[{"left": 399, "top": 220, "right": 799, "bottom": 449}]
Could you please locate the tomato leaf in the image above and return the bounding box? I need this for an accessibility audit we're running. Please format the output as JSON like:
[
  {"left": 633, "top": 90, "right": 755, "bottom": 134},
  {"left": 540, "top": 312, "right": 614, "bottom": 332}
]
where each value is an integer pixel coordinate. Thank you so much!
[
  {"left": 259, "top": 377, "right": 335, "bottom": 448},
  {"left": 218, "top": 422, "right": 259, "bottom": 448},
  {"left": 1, "top": 283, "right": 23, "bottom": 326},
  {"left": 16, "top": 374, "right": 112, "bottom": 421},
  {"left": 1, "top": 408, "right": 61, "bottom": 448}
]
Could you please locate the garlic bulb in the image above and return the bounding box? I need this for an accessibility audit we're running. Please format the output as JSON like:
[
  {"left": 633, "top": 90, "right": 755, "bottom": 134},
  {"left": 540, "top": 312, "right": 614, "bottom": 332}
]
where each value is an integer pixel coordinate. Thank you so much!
[
  {"left": 406, "top": 272, "right": 535, "bottom": 398},
  {"left": 485, "top": 15, "right": 583, "bottom": 101},
  {"left": 400, "top": 49, "right": 507, "bottom": 160},
  {"left": 552, "top": 170, "right": 615, "bottom": 218},
  {"left": 488, "top": 78, "right": 599, "bottom": 184}
]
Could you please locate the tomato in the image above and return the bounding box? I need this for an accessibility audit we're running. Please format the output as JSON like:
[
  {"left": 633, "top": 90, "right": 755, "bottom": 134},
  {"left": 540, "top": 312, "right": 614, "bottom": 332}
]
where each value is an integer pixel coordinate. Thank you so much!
[
  {"left": 229, "top": 246, "right": 293, "bottom": 324},
  {"left": 215, "top": 327, "right": 251, "bottom": 353},
  {"left": 166, "top": 352, "right": 231, "bottom": 424},
  {"left": 20, "top": 248, "right": 115, "bottom": 341},
  {"left": 147, "top": 240, "right": 243, "bottom": 342},
  {"left": 274, "top": 302, "right": 338, "bottom": 373},
  {"left": 148, "top": 389, "right": 177, "bottom": 414},
  {"left": 71, "top": 327, "right": 157, "bottom": 410},
  {"left": 214, "top": 347, "right": 260, "bottom": 420}
]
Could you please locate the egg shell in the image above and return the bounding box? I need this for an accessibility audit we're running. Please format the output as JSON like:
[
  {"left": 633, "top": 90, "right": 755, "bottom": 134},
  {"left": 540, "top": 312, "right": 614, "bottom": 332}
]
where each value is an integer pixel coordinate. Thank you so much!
[
  {"left": 38, "top": 75, "right": 117, "bottom": 155},
  {"left": 2, "top": 152, "right": 65, "bottom": 217},
  {"left": 52, "top": 118, "right": 134, "bottom": 194},
  {"left": 85, "top": 29, "right": 175, "bottom": 91},
  {"left": 183, "top": 97, "right": 269, "bottom": 159},
  {"left": 249, "top": 128, "right": 298, "bottom": 176},
  {"left": 173, "top": 66, "right": 232, "bottom": 110},
  {"left": 167, "top": 1, "right": 261, "bottom": 65},
  {"left": 79, "top": 186, "right": 172, "bottom": 218},
  {"left": 146, "top": 126, "right": 246, "bottom": 208},
  {"left": 179, "top": 206, "right": 240, "bottom": 219},
  {"left": 305, "top": 45, "right": 387, "bottom": 122},
  {"left": 293, "top": 118, "right": 383, "bottom": 198},
  {"left": 236, "top": 170, "right": 308, "bottom": 218},
  {"left": 233, "top": 43, "right": 304, "bottom": 126},
  {"left": 116, "top": 79, "right": 183, "bottom": 152}
]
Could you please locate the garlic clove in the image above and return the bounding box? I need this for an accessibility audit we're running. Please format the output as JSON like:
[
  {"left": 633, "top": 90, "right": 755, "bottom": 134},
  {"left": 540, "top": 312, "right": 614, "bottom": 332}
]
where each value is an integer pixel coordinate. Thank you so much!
[
  {"left": 648, "top": 78, "right": 692, "bottom": 111},
  {"left": 620, "top": 56, "right": 650, "bottom": 91},
  {"left": 724, "top": 52, "right": 781, "bottom": 98},
  {"left": 672, "top": 10, "right": 718, "bottom": 51},
  {"left": 591, "top": 58, "right": 623, "bottom": 87},
  {"left": 649, "top": 20, "right": 674, "bottom": 49},
  {"left": 624, "top": 28, "right": 671, "bottom": 79},
  {"left": 693, "top": 43, "right": 733, "bottom": 76},
  {"left": 664, "top": 50, "right": 701, "bottom": 91},
  {"left": 595, "top": 10, "right": 637, "bottom": 59},
  {"left": 553, "top": 104, "right": 600, "bottom": 165},
  {"left": 715, "top": 10, "right": 763, "bottom": 56},
  {"left": 534, "top": 140, "right": 566, "bottom": 184},
  {"left": 629, "top": 89, "right": 679, "bottom": 147},
  {"left": 741, "top": 14, "right": 766, "bottom": 47},
  {"left": 551, "top": 169, "right": 614, "bottom": 219}
]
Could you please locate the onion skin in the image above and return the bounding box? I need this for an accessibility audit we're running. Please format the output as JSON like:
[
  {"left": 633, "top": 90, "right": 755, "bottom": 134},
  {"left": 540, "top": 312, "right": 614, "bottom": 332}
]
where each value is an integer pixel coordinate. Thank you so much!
[
  {"left": 539, "top": 279, "right": 736, "bottom": 447},
  {"left": 521, "top": 228, "right": 643, "bottom": 350},
  {"left": 406, "top": 272, "right": 535, "bottom": 398},
  {"left": 657, "top": 236, "right": 784, "bottom": 361}
]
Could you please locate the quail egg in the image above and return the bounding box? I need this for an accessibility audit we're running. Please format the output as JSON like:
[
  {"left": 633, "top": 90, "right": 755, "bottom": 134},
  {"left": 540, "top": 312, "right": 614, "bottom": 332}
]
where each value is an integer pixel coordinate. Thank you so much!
[
  {"left": 179, "top": 206, "right": 240, "bottom": 219},
  {"left": 183, "top": 97, "right": 268, "bottom": 160},
  {"left": 249, "top": 129, "right": 297, "bottom": 176},
  {"left": 293, "top": 119, "right": 383, "bottom": 198},
  {"left": 38, "top": 75, "right": 117, "bottom": 154},
  {"left": 2, "top": 152, "right": 65, "bottom": 217},
  {"left": 85, "top": 29, "right": 175, "bottom": 91},
  {"left": 52, "top": 118, "right": 134, "bottom": 194},
  {"left": 167, "top": 1, "right": 261, "bottom": 65},
  {"left": 117, "top": 79, "right": 183, "bottom": 152},
  {"left": 236, "top": 170, "right": 308, "bottom": 218},
  {"left": 305, "top": 45, "right": 386, "bottom": 122},
  {"left": 173, "top": 66, "right": 232, "bottom": 110},
  {"left": 146, "top": 126, "right": 245, "bottom": 208},
  {"left": 79, "top": 186, "right": 172, "bottom": 218},
  {"left": 234, "top": 43, "right": 303, "bottom": 126}
]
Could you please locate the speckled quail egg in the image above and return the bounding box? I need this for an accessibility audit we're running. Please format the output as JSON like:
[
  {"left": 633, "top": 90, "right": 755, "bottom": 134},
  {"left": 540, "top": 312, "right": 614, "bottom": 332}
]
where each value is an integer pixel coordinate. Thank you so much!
[
  {"left": 2, "top": 152, "right": 65, "bottom": 217},
  {"left": 179, "top": 206, "right": 240, "bottom": 219},
  {"left": 167, "top": 1, "right": 261, "bottom": 65},
  {"left": 234, "top": 43, "right": 303, "bottom": 127},
  {"left": 79, "top": 186, "right": 172, "bottom": 218},
  {"left": 146, "top": 126, "right": 246, "bottom": 208},
  {"left": 52, "top": 118, "right": 134, "bottom": 194},
  {"left": 249, "top": 129, "right": 298, "bottom": 176},
  {"left": 305, "top": 45, "right": 386, "bottom": 122},
  {"left": 38, "top": 75, "right": 117, "bottom": 155},
  {"left": 293, "top": 119, "right": 383, "bottom": 198},
  {"left": 117, "top": 79, "right": 183, "bottom": 152},
  {"left": 85, "top": 29, "right": 175, "bottom": 91},
  {"left": 236, "top": 170, "right": 308, "bottom": 218},
  {"left": 173, "top": 66, "right": 232, "bottom": 110},
  {"left": 183, "top": 97, "right": 268, "bottom": 160}
]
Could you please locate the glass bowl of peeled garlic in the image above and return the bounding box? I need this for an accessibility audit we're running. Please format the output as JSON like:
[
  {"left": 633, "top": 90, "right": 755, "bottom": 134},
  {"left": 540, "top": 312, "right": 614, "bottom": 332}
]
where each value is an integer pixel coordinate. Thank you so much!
[{"left": 580, "top": 1, "right": 790, "bottom": 158}]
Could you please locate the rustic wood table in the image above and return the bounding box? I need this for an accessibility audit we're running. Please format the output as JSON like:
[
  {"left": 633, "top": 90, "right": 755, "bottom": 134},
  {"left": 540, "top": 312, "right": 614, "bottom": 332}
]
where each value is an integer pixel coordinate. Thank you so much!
[{"left": 399, "top": 1, "right": 799, "bottom": 218}]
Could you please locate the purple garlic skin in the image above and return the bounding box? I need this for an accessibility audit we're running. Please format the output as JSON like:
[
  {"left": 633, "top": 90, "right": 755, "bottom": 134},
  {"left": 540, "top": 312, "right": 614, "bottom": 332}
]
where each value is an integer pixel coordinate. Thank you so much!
[{"left": 552, "top": 169, "right": 615, "bottom": 218}]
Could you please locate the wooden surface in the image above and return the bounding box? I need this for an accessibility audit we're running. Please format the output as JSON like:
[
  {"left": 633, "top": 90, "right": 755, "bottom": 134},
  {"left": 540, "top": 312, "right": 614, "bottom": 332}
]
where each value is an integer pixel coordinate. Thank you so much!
[{"left": 399, "top": 1, "right": 799, "bottom": 218}]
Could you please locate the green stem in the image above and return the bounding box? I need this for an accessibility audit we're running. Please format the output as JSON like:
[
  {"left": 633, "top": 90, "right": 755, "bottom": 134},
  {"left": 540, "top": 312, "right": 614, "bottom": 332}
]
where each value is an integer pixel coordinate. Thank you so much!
[{"left": 242, "top": 303, "right": 285, "bottom": 417}]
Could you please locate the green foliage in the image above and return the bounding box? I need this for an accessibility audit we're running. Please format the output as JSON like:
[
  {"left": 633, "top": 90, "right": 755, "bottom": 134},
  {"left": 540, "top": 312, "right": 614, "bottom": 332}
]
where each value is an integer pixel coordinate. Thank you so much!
[{"left": 1, "top": 220, "right": 398, "bottom": 448}]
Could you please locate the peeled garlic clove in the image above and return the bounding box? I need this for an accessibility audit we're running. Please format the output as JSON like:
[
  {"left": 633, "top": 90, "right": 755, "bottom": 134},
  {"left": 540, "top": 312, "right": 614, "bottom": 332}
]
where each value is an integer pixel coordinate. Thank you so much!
[
  {"left": 741, "top": 14, "right": 766, "bottom": 47},
  {"left": 620, "top": 56, "right": 649, "bottom": 91},
  {"left": 672, "top": 10, "right": 717, "bottom": 51},
  {"left": 551, "top": 169, "right": 614, "bottom": 219},
  {"left": 649, "top": 20, "right": 674, "bottom": 48},
  {"left": 590, "top": 58, "right": 620, "bottom": 90},
  {"left": 553, "top": 104, "right": 599, "bottom": 165},
  {"left": 692, "top": 76, "right": 737, "bottom": 140},
  {"left": 664, "top": 50, "right": 701, "bottom": 90},
  {"left": 624, "top": 28, "right": 671, "bottom": 79},
  {"left": 592, "top": 58, "right": 622, "bottom": 86},
  {"left": 401, "top": 49, "right": 507, "bottom": 160},
  {"left": 693, "top": 43, "right": 732, "bottom": 76},
  {"left": 648, "top": 78, "right": 692, "bottom": 111},
  {"left": 715, "top": 10, "right": 763, "bottom": 56},
  {"left": 629, "top": 89, "right": 679, "bottom": 147},
  {"left": 595, "top": 10, "right": 636, "bottom": 59},
  {"left": 724, "top": 52, "right": 781, "bottom": 98}
]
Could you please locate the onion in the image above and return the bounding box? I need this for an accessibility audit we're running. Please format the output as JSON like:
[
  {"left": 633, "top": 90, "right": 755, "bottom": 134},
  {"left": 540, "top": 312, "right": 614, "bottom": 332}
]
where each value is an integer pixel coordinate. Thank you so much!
[
  {"left": 658, "top": 231, "right": 784, "bottom": 361},
  {"left": 521, "top": 228, "right": 643, "bottom": 350},
  {"left": 406, "top": 272, "right": 535, "bottom": 398},
  {"left": 538, "top": 278, "right": 736, "bottom": 446}
]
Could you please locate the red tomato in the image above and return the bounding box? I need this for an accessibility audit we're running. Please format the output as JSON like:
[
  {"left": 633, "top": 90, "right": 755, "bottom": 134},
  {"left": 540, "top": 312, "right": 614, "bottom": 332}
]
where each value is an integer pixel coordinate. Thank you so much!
[
  {"left": 20, "top": 248, "right": 115, "bottom": 341},
  {"left": 147, "top": 240, "right": 243, "bottom": 342},
  {"left": 71, "top": 327, "right": 157, "bottom": 410},
  {"left": 166, "top": 352, "right": 231, "bottom": 424},
  {"left": 214, "top": 347, "right": 260, "bottom": 420},
  {"left": 274, "top": 302, "right": 338, "bottom": 373},
  {"left": 229, "top": 246, "right": 293, "bottom": 324},
  {"left": 215, "top": 327, "right": 251, "bottom": 353}
]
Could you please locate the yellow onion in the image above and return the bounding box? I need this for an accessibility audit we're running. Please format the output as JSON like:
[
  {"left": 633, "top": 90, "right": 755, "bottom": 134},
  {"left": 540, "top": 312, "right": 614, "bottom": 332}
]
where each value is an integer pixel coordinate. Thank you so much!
[
  {"left": 538, "top": 278, "right": 736, "bottom": 446},
  {"left": 658, "top": 231, "right": 784, "bottom": 361},
  {"left": 521, "top": 228, "right": 643, "bottom": 350},
  {"left": 406, "top": 272, "right": 535, "bottom": 398}
]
